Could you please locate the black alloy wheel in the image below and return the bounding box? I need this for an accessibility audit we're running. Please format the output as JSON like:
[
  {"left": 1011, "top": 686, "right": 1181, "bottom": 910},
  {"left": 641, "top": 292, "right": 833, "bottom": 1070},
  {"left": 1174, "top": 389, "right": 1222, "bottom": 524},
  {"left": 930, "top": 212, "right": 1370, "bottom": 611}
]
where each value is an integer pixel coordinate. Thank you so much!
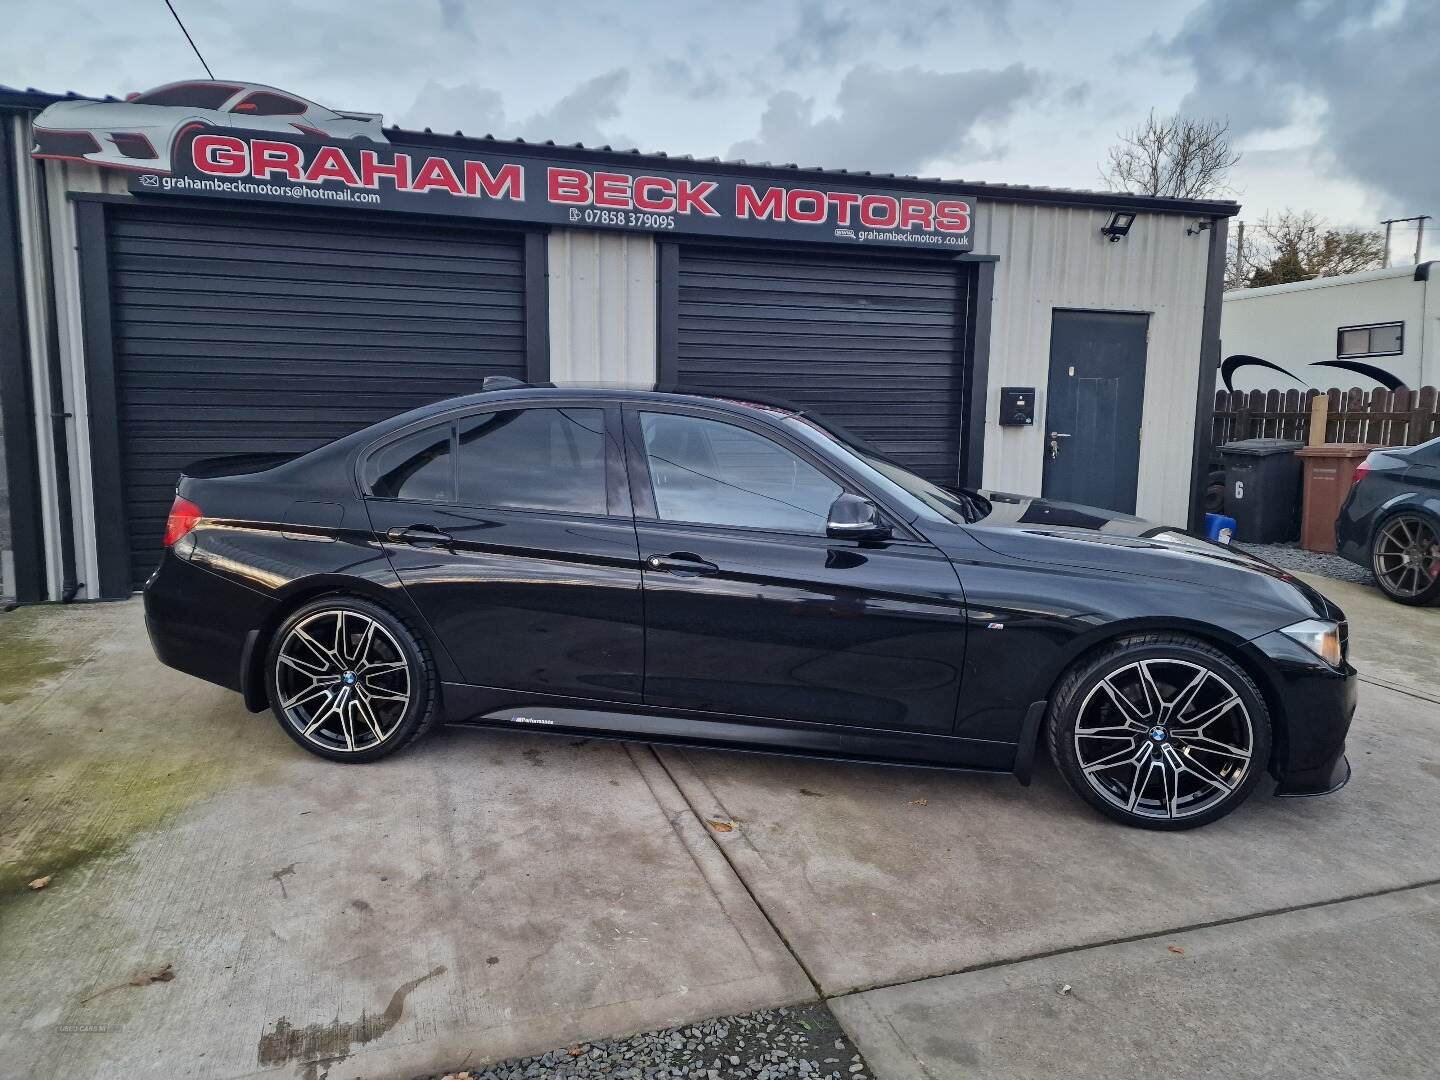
[
  {"left": 265, "top": 596, "right": 438, "bottom": 762},
  {"left": 1048, "top": 634, "right": 1271, "bottom": 830}
]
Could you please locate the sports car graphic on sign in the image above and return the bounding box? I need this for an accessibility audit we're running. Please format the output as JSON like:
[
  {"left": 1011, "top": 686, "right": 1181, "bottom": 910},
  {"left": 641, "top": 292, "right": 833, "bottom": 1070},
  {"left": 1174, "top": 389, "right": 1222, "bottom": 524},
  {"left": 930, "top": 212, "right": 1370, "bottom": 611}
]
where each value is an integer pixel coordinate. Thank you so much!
[{"left": 31, "top": 80, "right": 386, "bottom": 172}]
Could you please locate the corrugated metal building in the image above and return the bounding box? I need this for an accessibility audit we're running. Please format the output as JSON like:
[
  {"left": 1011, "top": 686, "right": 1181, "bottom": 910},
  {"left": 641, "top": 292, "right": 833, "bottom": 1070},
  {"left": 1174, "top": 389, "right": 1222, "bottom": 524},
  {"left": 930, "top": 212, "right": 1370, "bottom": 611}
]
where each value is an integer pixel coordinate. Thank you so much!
[{"left": 0, "top": 83, "right": 1235, "bottom": 603}]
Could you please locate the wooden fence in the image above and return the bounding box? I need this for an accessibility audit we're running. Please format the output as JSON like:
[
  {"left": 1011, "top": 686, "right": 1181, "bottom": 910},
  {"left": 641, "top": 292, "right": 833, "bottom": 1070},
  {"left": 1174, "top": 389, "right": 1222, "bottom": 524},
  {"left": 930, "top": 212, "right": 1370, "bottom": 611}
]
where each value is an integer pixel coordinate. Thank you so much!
[{"left": 1212, "top": 386, "right": 1440, "bottom": 448}]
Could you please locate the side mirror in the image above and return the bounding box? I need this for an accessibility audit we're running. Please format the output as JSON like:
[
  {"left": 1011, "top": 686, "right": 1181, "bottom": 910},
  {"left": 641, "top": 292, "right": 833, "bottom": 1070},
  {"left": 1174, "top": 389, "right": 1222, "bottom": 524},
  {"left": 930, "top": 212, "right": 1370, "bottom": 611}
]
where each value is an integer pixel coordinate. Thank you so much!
[{"left": 826, "top": 493, "right": 891, "bottom": 541}]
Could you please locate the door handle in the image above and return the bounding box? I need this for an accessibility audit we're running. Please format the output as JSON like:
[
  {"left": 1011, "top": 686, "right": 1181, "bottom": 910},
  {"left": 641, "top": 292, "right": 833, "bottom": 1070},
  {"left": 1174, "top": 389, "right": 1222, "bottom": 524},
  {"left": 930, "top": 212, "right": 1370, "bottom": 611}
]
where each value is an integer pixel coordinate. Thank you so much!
[
  {"left": 386, "top": 525, "right": 453, "bottom": 548},
  {"left": 646, "top": 552, "right": 719, "bottom": 576},
  {"left": 1048, "top": 431, "right": 1072, "bottom": 460}
]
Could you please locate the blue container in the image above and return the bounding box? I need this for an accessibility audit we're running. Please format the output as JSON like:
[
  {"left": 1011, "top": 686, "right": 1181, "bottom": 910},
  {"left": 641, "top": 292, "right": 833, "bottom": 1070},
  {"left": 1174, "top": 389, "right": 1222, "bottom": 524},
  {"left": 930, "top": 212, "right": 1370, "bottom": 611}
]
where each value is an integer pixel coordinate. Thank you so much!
[{"left": 1206, "top": 513, "right": 1237, "bottom": 545}]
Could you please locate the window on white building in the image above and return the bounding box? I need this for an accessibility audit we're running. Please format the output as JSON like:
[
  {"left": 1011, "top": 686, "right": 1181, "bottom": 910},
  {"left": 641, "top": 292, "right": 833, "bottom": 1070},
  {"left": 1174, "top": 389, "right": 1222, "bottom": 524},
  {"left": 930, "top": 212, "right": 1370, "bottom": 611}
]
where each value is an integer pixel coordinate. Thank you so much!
[{"left": 1337, "top": 322, "right": 1404, "bottom": 358}]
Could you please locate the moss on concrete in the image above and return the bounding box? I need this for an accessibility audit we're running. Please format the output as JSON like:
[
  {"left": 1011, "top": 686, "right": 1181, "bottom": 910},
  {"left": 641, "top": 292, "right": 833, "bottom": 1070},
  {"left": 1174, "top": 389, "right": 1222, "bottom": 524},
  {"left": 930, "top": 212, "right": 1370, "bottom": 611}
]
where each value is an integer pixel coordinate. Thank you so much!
[
  {"left": 0, "top": 753, "right": 237, "bottom": 907},
  {"left": 0, "top": 604, "right": 267, "bottom": 912},
  {"left": 0, "top": 613, "right": 71, "bottom": 704}
]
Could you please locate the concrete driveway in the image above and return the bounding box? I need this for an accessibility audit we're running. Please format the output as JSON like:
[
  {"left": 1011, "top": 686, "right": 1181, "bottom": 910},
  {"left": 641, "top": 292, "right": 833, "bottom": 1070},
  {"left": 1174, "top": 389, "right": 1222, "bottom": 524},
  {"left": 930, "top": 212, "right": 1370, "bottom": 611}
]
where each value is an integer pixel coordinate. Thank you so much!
[{"left": 2, "top": 571, "right": 1437, "bottom": 1079}]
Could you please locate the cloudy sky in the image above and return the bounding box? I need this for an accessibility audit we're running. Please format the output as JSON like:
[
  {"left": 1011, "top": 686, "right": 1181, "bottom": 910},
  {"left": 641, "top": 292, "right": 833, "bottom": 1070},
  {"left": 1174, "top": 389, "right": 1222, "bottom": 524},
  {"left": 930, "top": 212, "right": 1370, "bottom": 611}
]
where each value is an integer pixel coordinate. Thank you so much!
[{"left": 3, "top": 0, "right": 1435, "bottom": 259}]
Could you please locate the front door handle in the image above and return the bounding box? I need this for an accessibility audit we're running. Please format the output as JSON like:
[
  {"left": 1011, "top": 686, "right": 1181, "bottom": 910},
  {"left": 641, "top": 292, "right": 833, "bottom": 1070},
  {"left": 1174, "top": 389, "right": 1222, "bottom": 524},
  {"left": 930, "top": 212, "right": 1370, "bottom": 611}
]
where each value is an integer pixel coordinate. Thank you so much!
[
  {"left": 646, "top": 552, "right": 719, "bottom": 576},
  {"left": 1049, "top": 431, "right": 1072, "bottom": 460},
  {"left": 386, "top": 525, "right": 453, "bottom": 548}
]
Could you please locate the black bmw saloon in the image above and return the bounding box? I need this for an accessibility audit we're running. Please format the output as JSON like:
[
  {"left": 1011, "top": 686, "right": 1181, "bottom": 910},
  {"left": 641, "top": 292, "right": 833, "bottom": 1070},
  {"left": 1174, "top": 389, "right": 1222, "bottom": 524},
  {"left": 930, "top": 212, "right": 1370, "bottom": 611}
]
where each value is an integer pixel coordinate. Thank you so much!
[{"left": 144, "top": 384, "right": 1356, "bottom": 830}]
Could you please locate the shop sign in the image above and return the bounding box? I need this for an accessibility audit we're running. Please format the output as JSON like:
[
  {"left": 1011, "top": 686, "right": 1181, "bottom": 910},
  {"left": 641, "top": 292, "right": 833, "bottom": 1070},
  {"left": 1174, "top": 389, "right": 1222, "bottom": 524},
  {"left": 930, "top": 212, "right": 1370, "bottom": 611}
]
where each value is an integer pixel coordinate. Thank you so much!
[{"left": 34, "top": 80, "right": 975, "bottom": 249}]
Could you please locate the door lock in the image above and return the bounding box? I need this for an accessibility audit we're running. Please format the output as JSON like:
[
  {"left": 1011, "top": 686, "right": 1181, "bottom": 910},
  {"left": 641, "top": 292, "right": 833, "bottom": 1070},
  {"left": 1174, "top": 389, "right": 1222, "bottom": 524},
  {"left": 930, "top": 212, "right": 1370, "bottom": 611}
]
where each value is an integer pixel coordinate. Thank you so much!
[{"left": 1049, "top": 431, "right": 1072, "bottom": 460}]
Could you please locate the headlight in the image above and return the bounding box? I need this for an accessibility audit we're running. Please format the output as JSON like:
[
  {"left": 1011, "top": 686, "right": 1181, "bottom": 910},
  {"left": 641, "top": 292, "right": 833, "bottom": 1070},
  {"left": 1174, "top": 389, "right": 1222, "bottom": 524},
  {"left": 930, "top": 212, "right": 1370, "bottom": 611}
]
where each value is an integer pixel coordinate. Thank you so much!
[{"left": 1280, "top": 619, "right": 1343, "bottom": 668}]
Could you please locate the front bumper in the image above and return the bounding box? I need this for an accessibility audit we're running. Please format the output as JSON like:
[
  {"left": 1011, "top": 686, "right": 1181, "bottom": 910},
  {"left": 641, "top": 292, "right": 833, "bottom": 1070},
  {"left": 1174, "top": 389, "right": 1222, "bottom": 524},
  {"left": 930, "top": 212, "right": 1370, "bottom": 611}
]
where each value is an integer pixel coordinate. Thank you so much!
[
  {"left": 1275, "top": 753, "right": 1351, "bottom": 797},
  {"left": 1248, "top": 629, "right": 1359, "bottom": 798}
]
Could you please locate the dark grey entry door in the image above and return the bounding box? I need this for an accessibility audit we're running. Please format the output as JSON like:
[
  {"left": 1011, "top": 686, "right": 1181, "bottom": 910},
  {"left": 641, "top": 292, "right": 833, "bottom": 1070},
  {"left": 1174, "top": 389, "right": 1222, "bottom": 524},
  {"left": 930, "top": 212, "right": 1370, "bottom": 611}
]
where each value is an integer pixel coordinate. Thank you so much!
[{"left": 1041, "top": 310, "right": 1149, "bottom": 514}]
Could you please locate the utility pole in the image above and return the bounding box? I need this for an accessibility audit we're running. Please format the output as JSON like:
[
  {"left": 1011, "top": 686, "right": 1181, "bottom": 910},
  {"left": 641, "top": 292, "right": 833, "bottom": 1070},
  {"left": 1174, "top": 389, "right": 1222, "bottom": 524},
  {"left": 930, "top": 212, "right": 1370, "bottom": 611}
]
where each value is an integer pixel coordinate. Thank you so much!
[{"left": 1381, "top": 215, "right": 1431, "bottom": 266}]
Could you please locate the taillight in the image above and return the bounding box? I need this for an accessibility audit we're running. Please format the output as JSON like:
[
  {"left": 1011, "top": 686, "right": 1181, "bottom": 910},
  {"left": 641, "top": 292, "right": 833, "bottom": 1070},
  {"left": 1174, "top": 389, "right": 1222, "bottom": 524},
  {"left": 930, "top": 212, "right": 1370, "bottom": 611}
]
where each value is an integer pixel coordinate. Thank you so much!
[
  {"left": 163, "top": 496, "right": 203, "bottom": 546},
  {"left": 1351, "top": 457, "right": 1372, "bottom": 486}
]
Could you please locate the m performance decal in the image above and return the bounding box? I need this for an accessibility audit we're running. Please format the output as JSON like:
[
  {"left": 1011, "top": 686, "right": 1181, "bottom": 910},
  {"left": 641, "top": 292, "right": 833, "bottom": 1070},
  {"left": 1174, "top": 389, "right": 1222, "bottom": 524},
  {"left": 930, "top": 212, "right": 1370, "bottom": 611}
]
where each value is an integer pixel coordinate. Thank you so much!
[{"left": 131, "top": 129, "right": 976, "bottom": 248}]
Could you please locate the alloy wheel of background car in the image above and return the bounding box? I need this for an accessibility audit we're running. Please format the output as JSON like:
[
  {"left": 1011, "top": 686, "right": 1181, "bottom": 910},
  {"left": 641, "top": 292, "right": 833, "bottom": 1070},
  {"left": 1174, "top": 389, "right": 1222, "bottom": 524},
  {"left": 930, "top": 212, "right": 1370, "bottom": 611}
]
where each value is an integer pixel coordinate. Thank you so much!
[
  {"left": 265, "top": 597, "right": 437, "bottom": 762},
  {"left": 1048, "top": 635, "right": 1271, "bottom": 830},
  {"left": 1371, "top": 513, "right": 1440, "bottom": 605}
]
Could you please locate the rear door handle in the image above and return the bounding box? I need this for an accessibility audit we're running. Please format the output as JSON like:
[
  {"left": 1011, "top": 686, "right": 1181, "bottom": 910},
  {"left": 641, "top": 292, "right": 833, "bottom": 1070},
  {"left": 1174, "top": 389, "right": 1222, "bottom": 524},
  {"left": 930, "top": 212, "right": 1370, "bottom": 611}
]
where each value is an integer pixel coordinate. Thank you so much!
[
  {"left": 646, "top": 552, "right": 719, "bottom": 576},
  {"left": 386, "top": 525, "right": 453, "bottom": 548}
]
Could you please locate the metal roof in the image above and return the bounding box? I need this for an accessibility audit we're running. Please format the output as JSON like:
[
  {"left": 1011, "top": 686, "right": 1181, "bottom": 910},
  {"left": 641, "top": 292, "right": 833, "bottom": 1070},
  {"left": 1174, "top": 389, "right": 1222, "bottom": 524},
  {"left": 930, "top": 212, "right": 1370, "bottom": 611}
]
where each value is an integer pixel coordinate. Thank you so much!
[{"left": 0, "top": 82, "right": 1241, "bottom": 217}]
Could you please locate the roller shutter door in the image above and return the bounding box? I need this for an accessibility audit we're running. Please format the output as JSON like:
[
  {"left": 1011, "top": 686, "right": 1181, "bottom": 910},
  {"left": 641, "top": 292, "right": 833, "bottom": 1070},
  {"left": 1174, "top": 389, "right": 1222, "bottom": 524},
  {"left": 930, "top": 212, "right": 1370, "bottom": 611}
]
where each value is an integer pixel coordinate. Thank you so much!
[
  {"left": 105, "top": 205, "right": 529, "bottom": 587},
  {"left": 669, "top": 244, "right": 972, "bottom": 488}
]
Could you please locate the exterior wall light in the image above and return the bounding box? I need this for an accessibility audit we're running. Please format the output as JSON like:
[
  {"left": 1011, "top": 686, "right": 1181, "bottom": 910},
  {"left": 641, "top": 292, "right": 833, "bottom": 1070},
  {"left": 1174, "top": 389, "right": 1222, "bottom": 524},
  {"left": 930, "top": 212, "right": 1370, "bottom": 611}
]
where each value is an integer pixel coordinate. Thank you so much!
[{"left": 1101, "top": 211, "right": 1136, "bottom": 242}]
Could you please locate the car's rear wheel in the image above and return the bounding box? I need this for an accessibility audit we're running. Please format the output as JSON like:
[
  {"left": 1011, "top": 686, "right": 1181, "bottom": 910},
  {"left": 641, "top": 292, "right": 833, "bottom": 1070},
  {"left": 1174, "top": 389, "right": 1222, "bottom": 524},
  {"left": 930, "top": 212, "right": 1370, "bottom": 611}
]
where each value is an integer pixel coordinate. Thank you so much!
[
  {"left": 265, "top": 596, "right": 438, "bottom": 762},
  {"left": 1048, "top": 634, "right": 1271, "bottom": 830},
  {"left": 170, "top": 120, "right": 212, "bottom": 160},
  {"left": 1370, "top": 513, "right": 1440, "bottom": 606}
]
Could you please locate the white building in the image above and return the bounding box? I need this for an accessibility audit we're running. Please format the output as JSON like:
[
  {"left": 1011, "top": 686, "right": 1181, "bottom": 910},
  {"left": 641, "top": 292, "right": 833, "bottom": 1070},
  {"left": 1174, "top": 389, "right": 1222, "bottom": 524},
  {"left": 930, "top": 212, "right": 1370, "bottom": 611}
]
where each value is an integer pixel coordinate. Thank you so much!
[{"left": 1221, "top": 263, "right": 1439, "bottom": 394}]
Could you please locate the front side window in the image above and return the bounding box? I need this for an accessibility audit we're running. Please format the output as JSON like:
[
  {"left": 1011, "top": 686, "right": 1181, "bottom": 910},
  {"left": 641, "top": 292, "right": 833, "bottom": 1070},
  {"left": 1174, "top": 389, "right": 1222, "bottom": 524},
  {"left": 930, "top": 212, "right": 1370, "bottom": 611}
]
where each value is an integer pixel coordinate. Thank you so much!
[
  {"left": 233, "top": 91, "right": 307, "bottom": 116},
  {"left": 132, "top": 83, "right": 242, "bottom": 109},
  {"left": 640, "top": 412, "right": 842, "bottom": 534},
  {"left": 1337, "top": 322, "right": 1403, "bottom": 358},
  {"left": 456, "top": 408, "right": 607, "bottom": 514},
  {"left": 365, "top": 425, "right": 453, "bottom": 502}
]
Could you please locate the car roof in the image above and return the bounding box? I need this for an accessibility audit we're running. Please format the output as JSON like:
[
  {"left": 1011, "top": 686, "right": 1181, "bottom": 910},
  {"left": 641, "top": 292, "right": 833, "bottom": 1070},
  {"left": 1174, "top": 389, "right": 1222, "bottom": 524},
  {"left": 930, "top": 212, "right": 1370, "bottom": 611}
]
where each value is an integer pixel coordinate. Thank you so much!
[
  {"left": 137, "top": 80, "right": 316, "bottom": 105},
  {"left": 392, "top": 382, "right": 808, "bottom": 422},
  {"left": 322, "top": 382, "right": 812, "bottom": 458}
]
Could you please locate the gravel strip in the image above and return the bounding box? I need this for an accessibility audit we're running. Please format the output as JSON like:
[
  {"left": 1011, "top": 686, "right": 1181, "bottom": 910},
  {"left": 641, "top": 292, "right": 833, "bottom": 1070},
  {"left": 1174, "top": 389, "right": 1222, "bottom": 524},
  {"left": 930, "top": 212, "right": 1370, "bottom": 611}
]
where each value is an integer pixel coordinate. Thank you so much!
[
  {"left": 1236, "top": 542, "right": 1375, "bottom": 586},
  {"left": 423, "top": 1003, "right": 871, "bottom": 1080}
]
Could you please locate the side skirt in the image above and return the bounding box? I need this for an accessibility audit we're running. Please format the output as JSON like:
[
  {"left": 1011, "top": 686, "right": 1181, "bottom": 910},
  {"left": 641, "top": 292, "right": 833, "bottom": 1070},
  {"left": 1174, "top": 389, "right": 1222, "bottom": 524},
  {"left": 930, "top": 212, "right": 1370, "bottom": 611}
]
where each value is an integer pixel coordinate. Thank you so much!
[{"left": 441, "top": 683, "right": 1019, "bottom": 774}]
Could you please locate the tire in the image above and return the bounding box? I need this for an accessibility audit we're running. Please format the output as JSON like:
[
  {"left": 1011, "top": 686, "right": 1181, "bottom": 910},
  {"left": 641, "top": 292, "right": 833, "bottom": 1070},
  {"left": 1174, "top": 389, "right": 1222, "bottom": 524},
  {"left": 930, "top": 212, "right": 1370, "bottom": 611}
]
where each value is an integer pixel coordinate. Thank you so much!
[
  {"left": 264, "top": 596, "right": 439, "bottom": 763},
  {"left": 1369, "top": 512, "right": 1440, "bottom": 606},
  {"left": 1205, "top": 471, "right": 1226, "bottom": 515},
  {"left": 1047, "top": 633, "right": 1271, "bottom": 830}
]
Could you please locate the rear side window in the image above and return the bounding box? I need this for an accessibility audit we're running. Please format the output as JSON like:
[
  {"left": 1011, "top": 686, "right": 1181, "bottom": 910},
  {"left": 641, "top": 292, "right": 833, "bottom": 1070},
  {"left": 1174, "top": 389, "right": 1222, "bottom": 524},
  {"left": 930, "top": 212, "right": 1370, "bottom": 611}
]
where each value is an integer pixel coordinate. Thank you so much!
[
  {"left": 365, "top": 425, "right": 453, "bottom": 502},
  {"left": 639, "top": 412, "right": 842, "bottom": 534},
  {"left": 456, "top": 408, "right": 608, "bottom": 514}
]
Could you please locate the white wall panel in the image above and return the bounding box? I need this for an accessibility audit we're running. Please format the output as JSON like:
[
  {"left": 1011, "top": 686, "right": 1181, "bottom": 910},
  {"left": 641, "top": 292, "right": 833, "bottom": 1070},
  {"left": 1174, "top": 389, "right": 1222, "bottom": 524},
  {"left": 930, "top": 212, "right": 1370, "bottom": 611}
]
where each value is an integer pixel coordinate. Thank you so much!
[
  {"left": 10, "top": 114, "right": 64, "bottom": 598},
  {"left": 547, "top": 229, "right": 656, "bottom": 384},
  {"left": 974, "top": 203, "right": 1213, "bottom": 525},
  {"left": 47, "top": 157, "right": 128, "bottom": 598}
]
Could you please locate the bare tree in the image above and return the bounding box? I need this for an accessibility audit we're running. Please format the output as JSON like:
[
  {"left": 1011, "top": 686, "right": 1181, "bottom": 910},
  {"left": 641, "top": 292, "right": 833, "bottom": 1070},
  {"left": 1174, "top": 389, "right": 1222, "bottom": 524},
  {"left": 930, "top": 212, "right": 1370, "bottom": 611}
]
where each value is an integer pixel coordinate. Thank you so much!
[
  {"left": 1100, "top": 111, "right": 1240, "bottom": 200},
  {"left": 1227, "top": 210, "right": 1387, "bottom": 289}
]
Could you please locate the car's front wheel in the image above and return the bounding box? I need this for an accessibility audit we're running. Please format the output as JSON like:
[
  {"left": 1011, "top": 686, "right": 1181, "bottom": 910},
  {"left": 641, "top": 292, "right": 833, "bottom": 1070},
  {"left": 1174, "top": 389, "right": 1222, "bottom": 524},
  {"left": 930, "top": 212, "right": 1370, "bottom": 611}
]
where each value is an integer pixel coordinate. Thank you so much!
[
  {"left": 265, "top": 596, "right": 438, "bottom": 762},
  {"left": 1370, "top": 513, "right": 1440, "bottom": 606},
  {"left": 1048, "top": 634, "right": 1271, "bottom": 830}
]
